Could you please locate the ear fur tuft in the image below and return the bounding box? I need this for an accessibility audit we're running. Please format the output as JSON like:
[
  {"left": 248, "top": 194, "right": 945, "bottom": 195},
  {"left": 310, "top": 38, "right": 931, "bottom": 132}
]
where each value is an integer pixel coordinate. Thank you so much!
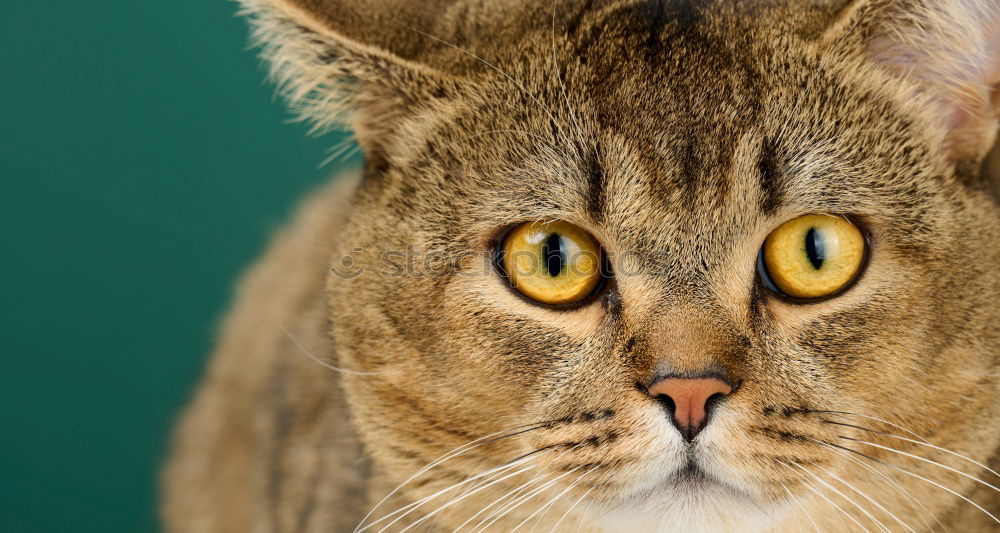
[
  {"left": 830, "top": 0, "right": 1000, "bottom": 162},
  {"left": 237, "top": 0, "right": 457, "bottom": 139}
]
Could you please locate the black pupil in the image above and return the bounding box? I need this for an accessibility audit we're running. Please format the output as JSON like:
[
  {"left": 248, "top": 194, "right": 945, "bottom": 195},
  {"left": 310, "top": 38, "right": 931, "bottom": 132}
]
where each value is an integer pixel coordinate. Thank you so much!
[
  {"left": 542, "top": 233, "right": 565, "bottom": 277},
  {"left": 805, "top": 227, "right": 824, "bottom": 270}
]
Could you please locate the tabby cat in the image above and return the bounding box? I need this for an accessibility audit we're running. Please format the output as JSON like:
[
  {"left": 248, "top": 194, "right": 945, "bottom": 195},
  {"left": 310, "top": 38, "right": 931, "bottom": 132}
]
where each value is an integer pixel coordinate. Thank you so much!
[{"left": 163, "top": 0, "right": 1000, "bottom": 531}]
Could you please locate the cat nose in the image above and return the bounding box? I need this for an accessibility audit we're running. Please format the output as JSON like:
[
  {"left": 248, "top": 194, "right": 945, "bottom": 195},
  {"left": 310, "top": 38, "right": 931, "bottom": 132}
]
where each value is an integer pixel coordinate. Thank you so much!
[{"left": 646, "top": 376, "right": 733, "bottom": 441}]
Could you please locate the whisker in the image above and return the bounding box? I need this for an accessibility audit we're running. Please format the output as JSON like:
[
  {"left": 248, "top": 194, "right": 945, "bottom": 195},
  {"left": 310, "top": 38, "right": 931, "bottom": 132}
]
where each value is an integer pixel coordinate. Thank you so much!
[
  {"left": 824, "top": 419, "right": 1000, "bottom": 480},
  {"left": 472, "top": 466, "right": 585, "bottom": 533},
  {"left": 812, "top": 411, "right": 933, "bottom": 445},
  {"left": 354, "top": 421, "right": 555, "bottom": 532},
  {"left": 494, "top": 474, "right": 561, "bottom": 533},
  {"left": 777, "top": 478, "right": 822, "bottom": 533},
  {"left": 467, "top": 470, "right": 562, "bottom": 533},
  {"left": 548, "top": 485, "right": 594, "bottom": 533},
  {"left": 452, "top": 470, "right": 550, "bottom": 532},
  {"left": 428, "top": 454, "right": 538, "bottom": 532},
  {"left": 510, "top": 466, "right": 599, "bottom": 532},
  {"left": 403, "top": 470, "right": 545, "bottom": 533},
  {"left": 573, "top": 491, "right": 598, "bottom": 533},
  {"left": 813, "top": 439, "right": 944, "bottom": 532},
  {"left": 465, "top": 443, "right": 590, "bottom": 533},
  {"left": 821, "top": 440, "right": 1000, "bottom": 526},
  {"left": 421, "top": 430, "right": 584, "bottom": 531},
  {"left": 814, "top": 461, "right": 915, "bottom": 533},
  {"left": 368, "top": 460, "right": 531, "bottom": 533},
  {"left": 791, "top": 460, "right": 888, "bottom": 532},
  {"left": 376, "top": 459, "right": 541, "bottom": 533},
  {"left": 423, "top": 444, "right": 582, "bottom": 532},
  {"left": 360, "top": 457, "right": 527, "bottom": 532},
  {"left": 840, "top": 436, "right": 1000, "bottom": 495},
  {"left": 777, "top": 459, "right": 872, "bottom": 532},
  {"left": 448, "top": 444, "right": 586, "bottom": 532},
  {"left": 283, "top": 328, "right": 382, "bottom": 376}
]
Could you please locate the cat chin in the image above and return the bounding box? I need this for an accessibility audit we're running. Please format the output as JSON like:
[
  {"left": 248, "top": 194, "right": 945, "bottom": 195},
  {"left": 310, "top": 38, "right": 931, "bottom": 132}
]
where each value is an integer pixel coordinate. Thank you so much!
[
  {"left": 590, "top": 481, "right": 783, "bottom": 533},
  {"left": 587, "top": 424, "right": 783, "bottom": 533}
]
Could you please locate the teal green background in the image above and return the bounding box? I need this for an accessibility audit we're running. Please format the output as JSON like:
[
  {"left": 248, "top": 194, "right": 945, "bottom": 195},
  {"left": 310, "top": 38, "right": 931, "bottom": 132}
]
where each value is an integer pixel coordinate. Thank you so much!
[{"left": 0, "top": 2, "right": 357, "bottom": 531}]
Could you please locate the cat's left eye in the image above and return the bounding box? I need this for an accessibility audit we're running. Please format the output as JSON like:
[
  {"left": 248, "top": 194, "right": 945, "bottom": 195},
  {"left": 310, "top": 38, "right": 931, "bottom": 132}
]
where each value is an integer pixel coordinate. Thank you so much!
[
  {"left": 498, "top": 220, "right": 605, "bottom": 306},
  {"left": 758, "top": 214, "right": 867, "bottom": 300}
]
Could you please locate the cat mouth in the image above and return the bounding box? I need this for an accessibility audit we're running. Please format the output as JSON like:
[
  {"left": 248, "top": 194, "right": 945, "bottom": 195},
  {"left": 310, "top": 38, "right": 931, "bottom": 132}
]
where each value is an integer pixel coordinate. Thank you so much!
[
  {"left": 658, "top": 458, "right": 753, "bottom": 500},
  {"left": 666, "top": 461, "right": 716, "bottom": 490},
  {"left": 614, "top": 459, "right": 751, "bottom": 511}
]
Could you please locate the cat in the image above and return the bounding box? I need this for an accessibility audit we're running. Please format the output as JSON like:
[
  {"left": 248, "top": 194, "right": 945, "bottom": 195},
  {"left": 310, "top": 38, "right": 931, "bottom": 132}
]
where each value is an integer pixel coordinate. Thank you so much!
[{"left": 163, "top": 0, "right": 1000, "bottom": 531}]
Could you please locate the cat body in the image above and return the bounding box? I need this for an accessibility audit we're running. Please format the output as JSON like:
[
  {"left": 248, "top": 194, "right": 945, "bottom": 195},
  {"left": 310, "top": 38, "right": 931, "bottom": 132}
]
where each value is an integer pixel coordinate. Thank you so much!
[{"left": 165, "top": 1, "right": 1000, "bottom": 531}]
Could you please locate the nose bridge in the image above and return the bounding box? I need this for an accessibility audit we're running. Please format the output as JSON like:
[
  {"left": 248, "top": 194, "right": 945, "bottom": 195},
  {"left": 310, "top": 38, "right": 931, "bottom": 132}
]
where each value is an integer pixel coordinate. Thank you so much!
[
  {"left": 644, "top": 308, "right": 744, "bottom": 381},
  {"left": 634, "top": 308, "right": 745, "bottom": 441}
]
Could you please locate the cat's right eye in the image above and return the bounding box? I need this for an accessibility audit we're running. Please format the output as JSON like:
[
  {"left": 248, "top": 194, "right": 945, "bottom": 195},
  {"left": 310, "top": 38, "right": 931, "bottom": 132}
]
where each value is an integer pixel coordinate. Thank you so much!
[{"left": 497, "top": 220, "right": 606, "bottom": 306}]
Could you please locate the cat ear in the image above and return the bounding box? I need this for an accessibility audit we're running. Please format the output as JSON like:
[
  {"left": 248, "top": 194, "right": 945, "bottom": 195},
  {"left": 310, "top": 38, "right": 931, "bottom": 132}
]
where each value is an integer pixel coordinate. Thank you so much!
[
  {"left": 238, "top": 0, "right": 461, "bottom": 151},
  {"left": 826, "top": 0, "right": 1000, "bottom": 163}
]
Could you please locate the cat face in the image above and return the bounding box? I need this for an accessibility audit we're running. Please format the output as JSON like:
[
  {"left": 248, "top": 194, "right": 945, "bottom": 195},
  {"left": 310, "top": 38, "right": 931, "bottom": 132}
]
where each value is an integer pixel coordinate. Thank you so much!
[{"left": 244, "top": 0, "right": 1000, "bottom": 529}]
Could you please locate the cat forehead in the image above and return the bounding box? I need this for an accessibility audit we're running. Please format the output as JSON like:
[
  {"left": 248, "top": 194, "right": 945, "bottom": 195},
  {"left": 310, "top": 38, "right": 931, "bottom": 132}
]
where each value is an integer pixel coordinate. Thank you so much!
[
  {"left": 385, "top": 0, "right": 949, "bottom": 244},
  {"left": 431, "top": 68, "right": 929, "bottom": 219},
  {"left": 401, "top": 88, "right": 941, "bottom": 273},
  {"left": 427, "top": 5, "right": 866, "bottom": 169}
]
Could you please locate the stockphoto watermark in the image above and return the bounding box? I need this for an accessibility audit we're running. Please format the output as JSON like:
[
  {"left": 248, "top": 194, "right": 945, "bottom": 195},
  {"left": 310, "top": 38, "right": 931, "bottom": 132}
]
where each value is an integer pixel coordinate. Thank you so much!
[{"left": 329, "top": 246, "right": 667, "bottom": 279}]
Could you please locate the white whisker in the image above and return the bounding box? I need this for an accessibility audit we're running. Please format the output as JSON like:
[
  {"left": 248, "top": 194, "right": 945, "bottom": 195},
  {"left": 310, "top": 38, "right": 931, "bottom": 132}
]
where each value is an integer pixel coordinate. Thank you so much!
[
  {"left": 354, "top": 422, "right": 552, "bottom": 532},
  {"left": 548, "top": 485, "right": 594, "bottom": 533},
  {"left": 511, "top": 466, "right": 598, "bottom": 532},
  {"left": 792, "top": 461, "right": 889, "bottom": 533},
  {"left": 831, "top": 441, "right": 1000, "bottom": 526},
  {"left": 451, "top": 444, "right": 584, "bottom": 532},
  {"left": 428, "top": 454, "right": 537, "bottom": 531},
  {"left": 815, "top": 462, "right": 915, "bottom": 533},
  {"left": 815, "top": 438, "right": 943, "bottom": 531},
  {"left": 843, "top": 436, "right": 1000, "bottom": 495},
  {"left": 573, "top": 490, "right": 597, "bottom": 533},
  {"left": 777, "top": 478, "right": 822, "bottom": 533},
  {"left": 460, "top": 472, "right": 554, "bottom": 533},
  {"left": 826, "top": 418, "right": 1000, "bottom": 480},
  {"left": 819, "top": 411, "right": 934, "bottom": 445},
  {"left": 778, "top": 460, "right": 871, "bottom": 532},
  {"left": 472, "top": 466, "right": 585, "bottom": 533},
  {"left": 283, "top": 328, "right": 382, "bottom": 376},
  {"left": 368, "top": 460, "right": 531, "bottom": 532},
  {"left": 379, "top": 461, "right": 540, "bottom": 533}
]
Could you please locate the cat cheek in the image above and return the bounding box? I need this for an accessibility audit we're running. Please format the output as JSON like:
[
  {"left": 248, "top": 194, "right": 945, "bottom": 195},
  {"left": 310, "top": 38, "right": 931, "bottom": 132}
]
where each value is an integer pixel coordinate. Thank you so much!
[{"left": 451, "top": 262, "right": 608, "bottom": 342}]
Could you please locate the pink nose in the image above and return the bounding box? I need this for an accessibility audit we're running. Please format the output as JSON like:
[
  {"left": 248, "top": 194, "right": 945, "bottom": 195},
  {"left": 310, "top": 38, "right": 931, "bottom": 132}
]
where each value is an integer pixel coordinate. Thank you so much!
[{"left": 647, "top": 377, "right": 733, "bottom": 440}]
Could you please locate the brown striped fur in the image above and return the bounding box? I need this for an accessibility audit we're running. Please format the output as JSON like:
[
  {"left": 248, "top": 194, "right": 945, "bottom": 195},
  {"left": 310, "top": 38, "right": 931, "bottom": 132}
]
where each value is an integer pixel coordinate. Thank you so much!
[{"left": 164, "top": 1, "right": 1000, "bottom": 531}]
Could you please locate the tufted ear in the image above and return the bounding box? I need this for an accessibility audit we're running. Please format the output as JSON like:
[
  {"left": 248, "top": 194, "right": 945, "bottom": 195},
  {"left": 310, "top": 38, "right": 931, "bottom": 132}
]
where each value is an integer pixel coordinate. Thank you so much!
[
  {"left": 825, "top": 0, "right": 1000, "bottom": 164},
  {"left": 238, "top": 0, "right": 462, "bottom": 151}
]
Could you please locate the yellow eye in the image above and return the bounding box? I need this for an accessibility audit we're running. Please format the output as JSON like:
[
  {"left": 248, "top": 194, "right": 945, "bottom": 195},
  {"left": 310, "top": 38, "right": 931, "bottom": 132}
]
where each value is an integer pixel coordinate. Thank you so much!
[
  {"left": 760, "top": 214, "right": 866, "bottom": 299},
  {"left": 500, "top": 220, "right": 605, "bottom": 306}
]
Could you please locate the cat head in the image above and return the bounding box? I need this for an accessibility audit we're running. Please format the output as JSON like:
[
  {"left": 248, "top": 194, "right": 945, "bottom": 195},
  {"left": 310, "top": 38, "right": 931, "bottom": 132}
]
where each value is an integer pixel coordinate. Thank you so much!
[{"left": 243, "top": 0, "right": 1000, "bottom": 529}]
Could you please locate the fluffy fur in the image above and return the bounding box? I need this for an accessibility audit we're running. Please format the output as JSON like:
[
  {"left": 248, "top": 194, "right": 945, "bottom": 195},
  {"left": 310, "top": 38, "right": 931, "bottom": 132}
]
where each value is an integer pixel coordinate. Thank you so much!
[{"left": 164, "top": 1, "right": 1000, "bottom": 531}]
